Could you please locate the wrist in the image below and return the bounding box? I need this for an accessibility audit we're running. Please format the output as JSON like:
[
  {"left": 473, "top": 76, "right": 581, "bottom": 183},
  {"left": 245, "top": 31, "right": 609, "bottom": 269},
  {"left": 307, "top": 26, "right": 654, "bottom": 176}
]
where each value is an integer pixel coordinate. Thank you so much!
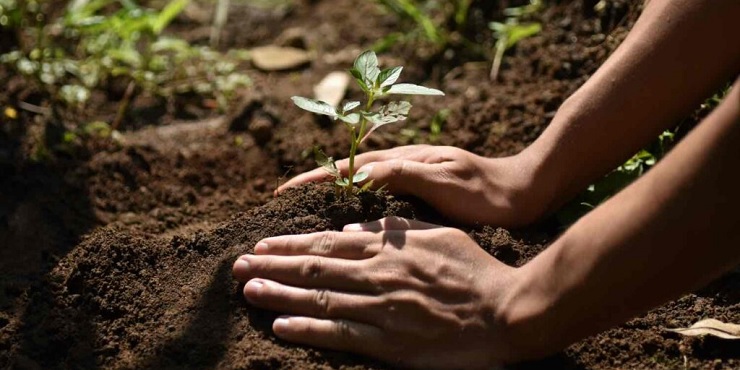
[
  {"left": 493, "top": 250, "right": 565, "bottom": 363},
  {"left": 483, "top": 150, "right": 558, "bottom": 226}
]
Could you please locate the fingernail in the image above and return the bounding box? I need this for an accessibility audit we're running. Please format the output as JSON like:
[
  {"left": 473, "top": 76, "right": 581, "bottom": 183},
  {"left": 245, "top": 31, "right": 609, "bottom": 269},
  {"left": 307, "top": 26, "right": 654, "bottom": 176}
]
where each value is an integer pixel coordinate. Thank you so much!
[
  {"left": 234, "top": 258, "right": 250, "bottom": 273},
  {"left": 343, "top": 223, "right": 363, "bottom": 231},
  {"left": 254, "top": 242, "right": 268, "bottom": 254},
  {"left": 274, "top": 317, "right": 291, "bottom": 332},
  {"left": 357, "top": 163, "right": 374, "bottom": 177},
  {"left": 244, "top": 280, "right": 263, "bottom": 295}
]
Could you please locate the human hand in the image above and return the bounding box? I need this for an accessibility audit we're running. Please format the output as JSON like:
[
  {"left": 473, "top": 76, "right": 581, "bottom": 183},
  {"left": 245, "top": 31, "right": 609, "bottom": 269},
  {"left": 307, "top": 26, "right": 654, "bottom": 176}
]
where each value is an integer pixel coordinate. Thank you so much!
[
  {"left": 277, "top": 145, "right": 547, "bottom": 227},
  {"left": 232, "top": 217, "right": 521, "bottom": 369}
]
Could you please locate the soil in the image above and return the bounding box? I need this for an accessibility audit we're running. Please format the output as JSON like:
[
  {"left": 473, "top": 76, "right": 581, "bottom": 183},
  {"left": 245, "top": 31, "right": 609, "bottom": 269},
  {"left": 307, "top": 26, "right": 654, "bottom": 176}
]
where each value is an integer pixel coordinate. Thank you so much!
[{"left": 1, "top": 0, "right": 738, "bottom": 369}]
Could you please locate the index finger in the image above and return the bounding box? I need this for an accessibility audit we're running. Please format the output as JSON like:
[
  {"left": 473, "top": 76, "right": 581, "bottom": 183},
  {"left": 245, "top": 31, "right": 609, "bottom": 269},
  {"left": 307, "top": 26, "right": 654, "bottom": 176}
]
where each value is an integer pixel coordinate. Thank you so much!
[
  {"left": 276, "top": 151, "right": 386, "bottom": 194},
  {"left": 275, "top": 167, "right": 333, "bottom": 194}
]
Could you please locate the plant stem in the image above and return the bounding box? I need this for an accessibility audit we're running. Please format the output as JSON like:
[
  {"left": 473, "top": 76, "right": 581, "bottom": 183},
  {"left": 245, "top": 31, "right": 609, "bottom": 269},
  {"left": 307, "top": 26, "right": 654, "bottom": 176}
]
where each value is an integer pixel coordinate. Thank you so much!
[
  {"left": 347, "top": 125, "right": 358, "bottom": 197},
  {"left": 211, "top": 0, "right": 230, "bottom": 48},
  {"left": 346, "top": 93, "right": 375, "bottom": 197},
  {"left": 112, "top": 80, "right": 135, "bottom": 130},
  {"left": 490, "top": 37, "right": 507, "bottom": 81}
]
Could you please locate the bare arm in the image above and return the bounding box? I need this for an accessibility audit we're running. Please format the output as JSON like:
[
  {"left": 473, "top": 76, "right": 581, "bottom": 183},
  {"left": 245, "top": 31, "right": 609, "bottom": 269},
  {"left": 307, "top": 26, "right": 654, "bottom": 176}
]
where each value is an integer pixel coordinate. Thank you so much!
[
  {"left": 501, "top": 78, "right": 740, "bottom": 360},
  {"left": 523, "top": 0, "right": 740, "bottom": 214},
  {"left": 233, "top": 85, "right": 740, "bottom": 367},
  {"left": 276, "top": 0, "right": 740, "bottom": 228}
]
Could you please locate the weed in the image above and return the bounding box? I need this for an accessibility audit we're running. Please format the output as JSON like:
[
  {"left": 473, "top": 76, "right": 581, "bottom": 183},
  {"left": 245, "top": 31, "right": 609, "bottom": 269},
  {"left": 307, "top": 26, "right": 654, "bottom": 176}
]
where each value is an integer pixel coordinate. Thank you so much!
[
  {"left": 489, "top": 0, "right": 542, "bottom": 81},
  {"left": 291, "top": 50, "right": 444, "bottom": 197}
]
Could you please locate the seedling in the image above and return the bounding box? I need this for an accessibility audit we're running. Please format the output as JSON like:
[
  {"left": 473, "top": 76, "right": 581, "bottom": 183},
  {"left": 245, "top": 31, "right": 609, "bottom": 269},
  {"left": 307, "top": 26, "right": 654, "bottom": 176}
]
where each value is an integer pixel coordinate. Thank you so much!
[
  {"left": 292, "top": 50, "right": 444, "bottom": 197},
  {"left": 372, "top": 0, "right": 477, "bottom": 55},
  {"left": 0, "top": 0, "right": 250, "bottom": 129},
  {"left": 489, "top": 0, "right": 542, "bottom": 81}
]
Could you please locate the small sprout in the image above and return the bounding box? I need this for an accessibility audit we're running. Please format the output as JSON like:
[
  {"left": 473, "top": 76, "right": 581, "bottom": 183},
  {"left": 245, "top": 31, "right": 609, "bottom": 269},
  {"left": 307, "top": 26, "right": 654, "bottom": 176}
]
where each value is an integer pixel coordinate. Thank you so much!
[
  {"left": 490, "top": 0, "right": 542, "bottom": 81},
  {"left": 292, "top": 50, "right": 444, "bottom": 197}
]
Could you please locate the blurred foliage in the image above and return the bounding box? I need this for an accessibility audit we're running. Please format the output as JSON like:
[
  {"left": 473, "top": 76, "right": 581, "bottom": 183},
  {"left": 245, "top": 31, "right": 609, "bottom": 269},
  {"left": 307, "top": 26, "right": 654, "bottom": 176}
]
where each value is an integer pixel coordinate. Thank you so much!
[
  {"left": 489, "top": 0, "right": 542, "bottom": 80},
  {"left": 372, "top": 0, "right": 476, "bottom": 56},
  {"left": 556, "top": 130, "right": 676, "bottom": 227},
  {"left": 0, "top": 0, "right": 250, "bottom": 117},
  {"left": 557, "top": 84, "right": 736, "bottom": 227}
]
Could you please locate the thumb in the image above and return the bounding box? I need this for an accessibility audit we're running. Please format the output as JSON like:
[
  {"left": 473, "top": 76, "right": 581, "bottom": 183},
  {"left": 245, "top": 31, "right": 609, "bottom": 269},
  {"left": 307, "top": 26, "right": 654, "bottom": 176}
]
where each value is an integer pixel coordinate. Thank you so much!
[{"left": 357, "top": 159, "right": 435, "bottom": 195}]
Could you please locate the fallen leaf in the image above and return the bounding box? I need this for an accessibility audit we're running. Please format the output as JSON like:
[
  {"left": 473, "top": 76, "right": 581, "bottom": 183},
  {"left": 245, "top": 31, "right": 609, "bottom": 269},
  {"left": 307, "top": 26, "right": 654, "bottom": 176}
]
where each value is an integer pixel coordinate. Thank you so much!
[
  {"left": 314, "top": 72, "right": 350, "bottom": 108},
  {"left": 666, "top": 319, "right": 740, "bottom": 340},
  {"left": 250, "top": 46, "right": 311, "bottom": 71}
]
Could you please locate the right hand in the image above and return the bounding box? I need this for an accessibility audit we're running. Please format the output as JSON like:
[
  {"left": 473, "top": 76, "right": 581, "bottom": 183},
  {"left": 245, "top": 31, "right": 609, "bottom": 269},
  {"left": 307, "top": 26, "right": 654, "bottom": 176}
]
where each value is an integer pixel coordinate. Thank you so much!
[{"left": 277, "top": 145, "right": 548, "bottom": 227}]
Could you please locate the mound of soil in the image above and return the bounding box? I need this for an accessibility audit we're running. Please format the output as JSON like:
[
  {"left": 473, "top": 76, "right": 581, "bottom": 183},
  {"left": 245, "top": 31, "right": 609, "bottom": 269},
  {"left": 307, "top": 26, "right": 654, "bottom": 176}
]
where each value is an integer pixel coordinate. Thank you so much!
[
  {"left": 1, "top": 0, "right": 738, "bottom": 369},
  {"left": 9, "top": 185, "right": 424, "bottom": 369}
]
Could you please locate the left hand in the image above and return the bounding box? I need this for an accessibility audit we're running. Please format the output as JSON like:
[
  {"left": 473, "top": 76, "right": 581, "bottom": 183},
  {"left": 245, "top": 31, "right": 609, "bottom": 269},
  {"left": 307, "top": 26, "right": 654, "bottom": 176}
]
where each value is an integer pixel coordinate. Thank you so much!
[{"left": 232, "top": 217, "right": 520, "bottom": 369}]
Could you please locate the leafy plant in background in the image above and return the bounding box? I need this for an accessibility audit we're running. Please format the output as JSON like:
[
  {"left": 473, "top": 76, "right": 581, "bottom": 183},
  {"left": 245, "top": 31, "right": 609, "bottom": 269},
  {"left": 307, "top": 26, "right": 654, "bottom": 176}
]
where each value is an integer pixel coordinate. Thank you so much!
[
  {"left": 372, "top": 0, "right": 475, "bottom": 55},
  {"left": 291, "top": 50, "right": 444, "bottom": 197},
  {"left": 0, "top": 0, "right": 250, "bottom": 128},
  {"left": 489, "top": 0, "right": 542, "bottom": 81},
  {"left": 557, "top": 83, "right": 734, "bottom": 227},
  {"left": 556, "top": 130, "right": 675, "bottom": 227}
]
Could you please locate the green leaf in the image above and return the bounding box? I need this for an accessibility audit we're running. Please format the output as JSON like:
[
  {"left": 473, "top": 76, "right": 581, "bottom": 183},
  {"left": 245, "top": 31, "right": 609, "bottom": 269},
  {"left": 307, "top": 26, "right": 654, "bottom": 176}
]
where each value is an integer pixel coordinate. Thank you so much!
[
  {"left": 505, "top": 23, "right": 541, "bottom": 49},
  {"left": 291, "top": 96, "right": 338, "bottom": 117},
  {"left": 343, "top": 101, "right": 361, "bottom": 112},
  {"left": 314, "top": 147, "right": 340, "bottom": 178},
  {"left": 361, "top": 101, "right": 412, "bottom": 142},
  {"left": 352, "top": 171, "right": 369, "bottom": 183},
  {"left": 335, "top": 178, "right": 350, "bottom": 186},
  {"left": 489, "top": 21, "right": 507, "bottom": 33},
  {"left": 503, "top": 0, "right": 543, "bottom": 17},
  {"left": 338, "top": 113, "right": 360, "bottom": 125},
  {"left": 353, "top": 50, "right": 380, "bottom": 86},
  {"left": 378, "top": 66, "right": 403, "bottom": 88},
  {"left": 349, "top": 67, "right": 363, "bottom": 81},
  {"left": 151, "top": 37, "right": 190, "bottom": 52},
  {"left": 151, "top": 0, "right": 189, "bottom": 35},
  {"left": 386, "top": 83, "right": 444, "bottom": 96},
  {"left": 354, "top": 77, "right": 370, "bottom": 93},
  {"left": 360, "top": 179, "right": 375, "bottom": 192}
]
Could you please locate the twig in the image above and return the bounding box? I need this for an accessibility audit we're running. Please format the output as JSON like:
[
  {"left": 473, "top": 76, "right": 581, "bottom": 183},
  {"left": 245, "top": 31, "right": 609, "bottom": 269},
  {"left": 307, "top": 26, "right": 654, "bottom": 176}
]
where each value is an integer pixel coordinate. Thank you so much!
[
  {"left": 112, "top": 81, "right": 136, "bottom": 131},
  {"left": 18, "top": 101, "right": 51, "bottom": 115}
]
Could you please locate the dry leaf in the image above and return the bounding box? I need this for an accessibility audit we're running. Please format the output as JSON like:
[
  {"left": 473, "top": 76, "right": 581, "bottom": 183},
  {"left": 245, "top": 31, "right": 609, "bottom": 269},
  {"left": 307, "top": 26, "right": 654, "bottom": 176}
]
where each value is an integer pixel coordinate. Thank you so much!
[
  {"left": 314, "top": 72, "right": 350, "bottom": 108},
  {"left": 666, "top": 319, "right": 740, "bottom": 340},
  {"left": 250, "top": 46, "right": 311, "bottom": 71}
]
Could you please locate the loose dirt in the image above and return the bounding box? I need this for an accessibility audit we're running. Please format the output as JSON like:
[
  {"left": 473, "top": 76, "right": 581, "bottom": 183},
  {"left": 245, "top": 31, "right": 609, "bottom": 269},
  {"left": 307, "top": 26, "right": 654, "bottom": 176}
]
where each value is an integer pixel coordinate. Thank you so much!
[{"left": 1, "top": 0, "right": 737, "bottom": 369}]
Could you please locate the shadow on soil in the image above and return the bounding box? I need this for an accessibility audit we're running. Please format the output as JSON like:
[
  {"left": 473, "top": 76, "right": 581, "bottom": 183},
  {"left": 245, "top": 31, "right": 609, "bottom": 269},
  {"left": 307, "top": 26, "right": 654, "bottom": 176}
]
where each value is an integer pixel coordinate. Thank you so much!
[
  {"left": 139, "top": 260, "right": 236, "bottom": 368},
  {"left": 0, "top": 157, "right": 101, "bottom": 367}
]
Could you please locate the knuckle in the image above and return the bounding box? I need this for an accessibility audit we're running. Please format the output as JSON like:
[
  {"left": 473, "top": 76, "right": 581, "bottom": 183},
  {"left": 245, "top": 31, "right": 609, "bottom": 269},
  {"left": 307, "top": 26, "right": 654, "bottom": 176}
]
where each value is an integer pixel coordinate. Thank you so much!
[
  {"left": 389, "top": 159, "right": 407, "bottom": 177},
  {"left": 301, "top": 256, "right": 323, "bottom": 279},
  {"left": 335, "top": 320, "right": 352, "bottom": 339},
  {"left": 313, "top": 289, "right": 332, "bottom": 317},
  {"left": 312, "top": 231, "right": 337, "bottom": 255},
  {"left": 446, "top": 227, "right": 469, "bottom": 239}
]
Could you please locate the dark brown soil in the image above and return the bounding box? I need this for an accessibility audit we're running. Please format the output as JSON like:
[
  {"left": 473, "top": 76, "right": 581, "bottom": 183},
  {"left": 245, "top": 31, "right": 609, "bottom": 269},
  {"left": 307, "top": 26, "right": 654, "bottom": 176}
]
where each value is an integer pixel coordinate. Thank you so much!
[{"left": 1, "top": 0, "right": 738, "bottom": 369}]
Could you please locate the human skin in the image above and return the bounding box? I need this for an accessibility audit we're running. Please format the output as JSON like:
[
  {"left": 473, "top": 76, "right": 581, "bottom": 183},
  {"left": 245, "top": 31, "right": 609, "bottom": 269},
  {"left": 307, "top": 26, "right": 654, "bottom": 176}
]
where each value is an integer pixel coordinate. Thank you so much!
[
  {"left": 277, "top": 0, "right": 740, "bottom": 228},
  {"left": 235, "top": 0, "right": 740, "bottom": 367}
]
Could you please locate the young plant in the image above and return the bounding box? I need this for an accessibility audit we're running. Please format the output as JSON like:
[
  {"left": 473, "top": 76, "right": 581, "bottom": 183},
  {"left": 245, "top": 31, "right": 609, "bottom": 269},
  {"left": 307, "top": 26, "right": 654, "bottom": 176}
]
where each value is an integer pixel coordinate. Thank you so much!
[
  {"left": 0, "top": 0, "right": 250, "bottom": 127},
  {"left": 371, "top": 0, "right": 477, "bottom": 56},
  {"left": 489, "top": 0, "right": 542, "bottom": 81},
  {"left": 291, "top": 50, "right": 444, "bottom": 197}
]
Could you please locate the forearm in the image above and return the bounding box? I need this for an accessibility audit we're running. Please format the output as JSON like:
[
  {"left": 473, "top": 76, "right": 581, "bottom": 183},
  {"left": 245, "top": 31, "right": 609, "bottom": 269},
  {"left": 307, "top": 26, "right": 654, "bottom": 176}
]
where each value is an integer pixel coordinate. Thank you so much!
[
  {"left": 500, "top": 80, "right": 740, "bottom": 362},
  {"left": 520, "top": 0, "right": 740, "bottom": 213}
]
